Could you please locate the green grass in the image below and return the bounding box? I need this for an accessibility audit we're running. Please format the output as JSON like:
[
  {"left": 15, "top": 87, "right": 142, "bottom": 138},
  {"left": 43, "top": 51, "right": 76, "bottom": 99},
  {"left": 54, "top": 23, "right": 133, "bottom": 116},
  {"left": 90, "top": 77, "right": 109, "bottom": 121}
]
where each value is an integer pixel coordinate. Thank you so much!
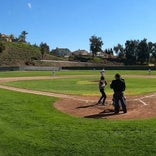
[
  {"left": 0, "top": 89, "right": 156, "bottom": 156},
  {"left": 0, "top": 71, "right": 51, "bottom": 77},
  {"left": 0, "top": 69, "right": 155, "bottom": 78},
  {"left": 0, "top": 70, "right": 156, "bottom": 155},
  {"left": 126, "top": 77, "right": 156, "bottom": 95},
  {"left": 3, "top": 76, "right": 156, "bottom": 95},
  {"left": 0, "top": 70, "right": 98, "bottom": 77}
]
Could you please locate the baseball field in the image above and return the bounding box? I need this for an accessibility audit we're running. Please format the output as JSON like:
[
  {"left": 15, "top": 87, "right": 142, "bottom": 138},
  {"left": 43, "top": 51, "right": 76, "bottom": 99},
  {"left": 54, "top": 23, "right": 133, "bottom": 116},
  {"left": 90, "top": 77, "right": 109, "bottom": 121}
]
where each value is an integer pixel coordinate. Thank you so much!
[{"left": 0, "top": 70, "right": 156, "bottom": 155}]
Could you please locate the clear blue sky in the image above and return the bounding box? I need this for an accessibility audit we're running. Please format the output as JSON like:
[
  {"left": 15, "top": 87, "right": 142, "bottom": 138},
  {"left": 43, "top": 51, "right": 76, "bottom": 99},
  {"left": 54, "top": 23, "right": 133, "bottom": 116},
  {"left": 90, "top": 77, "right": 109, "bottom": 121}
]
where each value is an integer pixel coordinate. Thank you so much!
[{"left": 1, "top": 0, "right": 156, "bottom": 51}]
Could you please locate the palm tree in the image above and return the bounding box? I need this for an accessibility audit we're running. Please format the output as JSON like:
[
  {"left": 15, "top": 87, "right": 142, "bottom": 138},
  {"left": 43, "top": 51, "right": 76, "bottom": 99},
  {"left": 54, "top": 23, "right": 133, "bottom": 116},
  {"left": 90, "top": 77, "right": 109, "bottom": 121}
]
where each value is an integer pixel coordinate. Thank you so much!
[
  {"left": 18, "top": 31, "right": 28, "bottom": 42},
  {"left": 113, "top": 44, "right": 125, "bottom": 59}
]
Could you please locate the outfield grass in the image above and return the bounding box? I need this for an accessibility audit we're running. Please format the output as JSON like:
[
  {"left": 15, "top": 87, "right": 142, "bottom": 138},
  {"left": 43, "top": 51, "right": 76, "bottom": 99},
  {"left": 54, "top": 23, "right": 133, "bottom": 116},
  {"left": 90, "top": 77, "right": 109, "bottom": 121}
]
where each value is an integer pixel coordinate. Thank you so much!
[
  {"left": 3, "top": 76, "right": 156, "bottom": 95},
  {"left": 0, "top": 70, "right": 97, "bottom": 77},
  {"left": 0, "top": 89, "right": 156, "bottom": 156},
  {"left": 0, "top": 69, "right": 155, "bottom": 78},
  {"left": 0, "top": 70, "right": 156, "bottom": 155}
]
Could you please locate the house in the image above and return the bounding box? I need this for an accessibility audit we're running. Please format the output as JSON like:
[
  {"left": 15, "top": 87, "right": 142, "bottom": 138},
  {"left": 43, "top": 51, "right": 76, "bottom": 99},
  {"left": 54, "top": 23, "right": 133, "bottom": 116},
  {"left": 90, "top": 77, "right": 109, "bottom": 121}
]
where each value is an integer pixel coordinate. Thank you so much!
[
  {"left": 0, "top": 34, "right": 12, "bottom": 42},
  {"left": 96, "top": 51, "right": 105, "bottom": 57},
  {"left": 72, "top": 49, "right": 89, "bottom": 56},
  {"left": 51, "top": 48, "right": 71, "bottom": 57}
]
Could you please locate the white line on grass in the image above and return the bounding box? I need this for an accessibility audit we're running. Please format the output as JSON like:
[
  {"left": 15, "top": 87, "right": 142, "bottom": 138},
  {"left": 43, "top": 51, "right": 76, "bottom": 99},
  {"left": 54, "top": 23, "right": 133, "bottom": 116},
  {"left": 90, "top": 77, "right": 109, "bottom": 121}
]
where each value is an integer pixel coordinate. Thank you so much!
[
  {"left": 140, "top": 93, "right": 156, "bottom": 100},
  {"left": 0, "top": 84, "right": 155, "bottom": 106}
]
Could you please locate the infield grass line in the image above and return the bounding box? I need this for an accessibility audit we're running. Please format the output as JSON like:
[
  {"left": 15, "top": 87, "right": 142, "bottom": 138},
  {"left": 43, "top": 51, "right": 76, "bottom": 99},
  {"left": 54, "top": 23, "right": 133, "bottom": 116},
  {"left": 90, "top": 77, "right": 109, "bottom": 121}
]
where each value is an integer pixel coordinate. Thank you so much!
[
  {"left": 0, "top": 84, "right": 155, "bottom": 105},
  {"left": 140, "top": 93, "right": 156, "bottom": 99}
]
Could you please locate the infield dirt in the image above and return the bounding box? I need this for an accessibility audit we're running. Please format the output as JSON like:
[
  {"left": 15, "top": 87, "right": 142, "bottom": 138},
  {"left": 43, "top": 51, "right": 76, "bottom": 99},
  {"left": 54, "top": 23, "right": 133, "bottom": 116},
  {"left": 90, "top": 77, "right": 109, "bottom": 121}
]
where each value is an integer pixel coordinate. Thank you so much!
[{"left": 0, "top": 75, "right": 156, "bottom": 120}]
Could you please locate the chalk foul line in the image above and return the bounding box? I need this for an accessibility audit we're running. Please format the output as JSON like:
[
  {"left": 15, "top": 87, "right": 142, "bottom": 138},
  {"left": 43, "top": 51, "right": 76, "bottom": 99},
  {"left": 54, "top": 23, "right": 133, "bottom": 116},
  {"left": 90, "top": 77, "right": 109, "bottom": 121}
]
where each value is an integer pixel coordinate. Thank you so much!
[{"left": 0, "top": 84, "right": 155, "bottom": 106}]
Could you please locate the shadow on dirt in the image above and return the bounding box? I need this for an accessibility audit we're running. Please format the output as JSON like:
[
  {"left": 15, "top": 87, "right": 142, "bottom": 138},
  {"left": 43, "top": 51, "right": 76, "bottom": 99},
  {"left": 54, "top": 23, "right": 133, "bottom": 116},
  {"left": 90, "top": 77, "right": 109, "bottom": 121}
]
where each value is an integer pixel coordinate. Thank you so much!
[
  {"left": 76, "top": 103, "right": 98, "bottom": 109},
  {"left": 84, "top": 109, "right": 117, "bottom": 119}
]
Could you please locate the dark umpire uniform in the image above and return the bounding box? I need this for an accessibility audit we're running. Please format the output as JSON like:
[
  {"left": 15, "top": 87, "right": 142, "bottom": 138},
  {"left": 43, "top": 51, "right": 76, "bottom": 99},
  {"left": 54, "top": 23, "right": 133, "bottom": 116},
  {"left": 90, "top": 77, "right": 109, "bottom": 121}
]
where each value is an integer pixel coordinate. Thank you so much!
[{"left": 110, "top": 73, "right": 127, "bottom": 114}]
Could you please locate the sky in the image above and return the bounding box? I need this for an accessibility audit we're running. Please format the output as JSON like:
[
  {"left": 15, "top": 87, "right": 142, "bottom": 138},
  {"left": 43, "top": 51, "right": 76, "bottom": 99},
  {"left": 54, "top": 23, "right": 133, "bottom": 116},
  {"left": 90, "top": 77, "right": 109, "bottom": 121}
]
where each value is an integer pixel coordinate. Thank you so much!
[{"left": 1, "top": 0, "right": 156, "bottom": 52}]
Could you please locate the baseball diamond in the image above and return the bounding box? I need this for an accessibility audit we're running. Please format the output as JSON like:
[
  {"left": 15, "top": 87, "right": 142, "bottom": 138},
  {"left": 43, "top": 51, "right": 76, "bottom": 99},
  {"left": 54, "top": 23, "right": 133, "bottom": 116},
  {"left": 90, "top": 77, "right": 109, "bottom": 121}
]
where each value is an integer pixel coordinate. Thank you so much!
[{"left": 0, "top": 74, "right": 155, "bottom": 120}]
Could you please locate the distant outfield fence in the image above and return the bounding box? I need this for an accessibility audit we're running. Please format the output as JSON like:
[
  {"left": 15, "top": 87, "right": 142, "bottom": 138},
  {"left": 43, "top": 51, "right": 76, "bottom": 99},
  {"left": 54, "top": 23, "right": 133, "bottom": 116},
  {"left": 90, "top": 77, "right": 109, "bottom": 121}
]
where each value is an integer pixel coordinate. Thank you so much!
[
  {"left": 62, "top": 65, "right": 156, "bottom": 70},
  {"left": 0, "top": 66, "right": 61, "bottom": 71},
  {"left": 0, "top": 65, "right": 155, "bottom": 71}
]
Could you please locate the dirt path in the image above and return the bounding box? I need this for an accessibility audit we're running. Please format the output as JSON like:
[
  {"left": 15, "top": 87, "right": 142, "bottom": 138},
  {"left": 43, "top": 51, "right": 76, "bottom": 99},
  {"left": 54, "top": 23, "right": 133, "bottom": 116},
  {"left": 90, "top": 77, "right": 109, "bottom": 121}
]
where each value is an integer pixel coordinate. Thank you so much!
[{"left": 0, "top": 75, "right": 156, "bottom": 120}]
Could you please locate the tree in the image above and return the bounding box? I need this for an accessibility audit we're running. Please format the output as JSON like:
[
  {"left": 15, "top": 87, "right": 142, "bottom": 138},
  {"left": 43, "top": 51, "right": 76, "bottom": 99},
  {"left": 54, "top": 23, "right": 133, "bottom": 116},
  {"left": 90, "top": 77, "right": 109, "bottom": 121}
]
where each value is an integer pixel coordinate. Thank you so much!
[
  {"left": 18, "top": 31, "right": 28, "bottom": 42},
  {"left": 89, "top": 35, "right": 103, "bottom": 57},
  {"left": 113, "top": 44, "right": 124, "bottom": 59},
  {"left": 105, "top": 48, "right": 113, "bottom": 55},
  {"left": 0, "top": 42, "right": 5, "bottom": 53},
  {"left": 137, "top": 39, "right": 149, "bottom": 64},
  {"left": 9, "top": 34, "right": 15, "bottom": 42},
  {"left": 151, "top": 43, "right": 156, "bottom": 64},
  {"left": 40, "top": 42, "right": 50, "bottom": 59},
  {"left": 125, "top": 40, "right": 139, "bottom": 65},
  {"left": 0, "top": 33, "right": 2, "bottom": 41}
]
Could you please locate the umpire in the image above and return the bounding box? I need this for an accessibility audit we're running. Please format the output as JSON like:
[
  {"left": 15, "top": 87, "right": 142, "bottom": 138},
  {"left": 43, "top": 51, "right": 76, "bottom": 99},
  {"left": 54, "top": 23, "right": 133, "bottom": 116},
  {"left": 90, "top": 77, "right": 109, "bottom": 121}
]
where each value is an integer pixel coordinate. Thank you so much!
[{"left": 110, "top": 73, "right": 127, "bottom": 114}]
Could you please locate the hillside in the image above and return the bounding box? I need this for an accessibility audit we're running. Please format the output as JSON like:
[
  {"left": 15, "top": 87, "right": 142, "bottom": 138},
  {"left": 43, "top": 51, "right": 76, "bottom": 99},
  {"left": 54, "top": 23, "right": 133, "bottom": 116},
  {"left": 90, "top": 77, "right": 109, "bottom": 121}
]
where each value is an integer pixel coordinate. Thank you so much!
[
  {"left": 0, "top": 41, "right": 123, "bottom": 67},
  {"left": 0, "top": 41, "right": 42, "bottom": 66}
]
